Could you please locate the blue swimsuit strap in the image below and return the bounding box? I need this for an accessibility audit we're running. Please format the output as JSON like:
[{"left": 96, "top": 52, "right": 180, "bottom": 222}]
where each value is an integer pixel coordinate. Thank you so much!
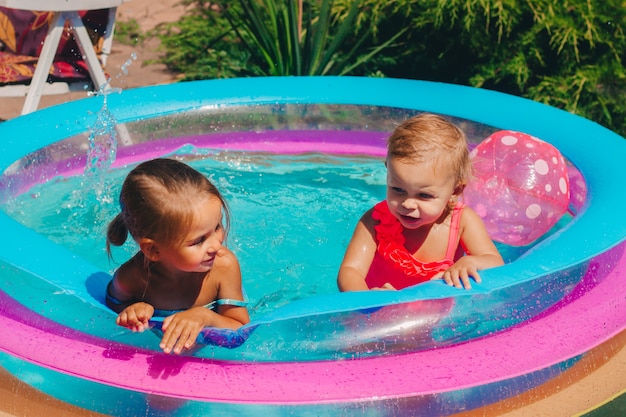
[
  {"left": 150, "top": 299, "right": 248, "bottom": 321},
  {"left": 106, "top": 282, "right": 248, "bottom": 319},
  {"left": 105, "top": 283, "right": 124, "bottom": 307}
]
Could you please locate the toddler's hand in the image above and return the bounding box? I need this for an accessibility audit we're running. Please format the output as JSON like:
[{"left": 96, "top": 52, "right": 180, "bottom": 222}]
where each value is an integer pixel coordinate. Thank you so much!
[
  {"left": 372, "top": 282, "right": 397, "bottom": 291},
  {"left": 116, "top": 302, "right": 155, "bottom": 332},
  {"left": 432, "top": 259, "right": 482, "bottom": 290}
]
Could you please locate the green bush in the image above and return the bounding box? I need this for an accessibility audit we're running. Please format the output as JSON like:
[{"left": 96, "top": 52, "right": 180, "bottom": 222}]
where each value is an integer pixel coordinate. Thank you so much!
[
  {"left": 155, "top": 1, "right": 260, "bottom": 79},
  {"left": 114, "top": 18, "right": 145, "bottom": 46},
  {"left": 155, "top": 0, "right": 626, "bottom": 137},
  {"left": 219, "top": 0, "right": 402, "bottom": 76}
]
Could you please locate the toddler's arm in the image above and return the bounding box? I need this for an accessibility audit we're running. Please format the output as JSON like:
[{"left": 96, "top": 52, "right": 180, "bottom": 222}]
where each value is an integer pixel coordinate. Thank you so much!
[
  {"left": 337, "top": 212, "right": 378, "bottom": 291},
  {"left": 432, "top": 207, "right": 503, "bottom": 289}
]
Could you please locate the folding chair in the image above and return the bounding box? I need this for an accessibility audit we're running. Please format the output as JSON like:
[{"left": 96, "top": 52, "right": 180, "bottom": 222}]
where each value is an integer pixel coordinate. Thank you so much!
[{"left": 0, "top": 0, "right": 125, "bottom": 115}]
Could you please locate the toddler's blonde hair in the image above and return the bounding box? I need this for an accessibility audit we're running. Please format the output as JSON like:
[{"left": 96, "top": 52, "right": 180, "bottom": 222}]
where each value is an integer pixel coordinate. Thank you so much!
[{"left": 387, "top": 113, "right": 471, "bottom": 190}]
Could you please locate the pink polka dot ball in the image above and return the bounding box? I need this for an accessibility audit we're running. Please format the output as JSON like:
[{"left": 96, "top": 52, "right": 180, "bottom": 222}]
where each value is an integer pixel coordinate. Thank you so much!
[{"left": 463, "top": 130, "right": 570, "bottom": 246}]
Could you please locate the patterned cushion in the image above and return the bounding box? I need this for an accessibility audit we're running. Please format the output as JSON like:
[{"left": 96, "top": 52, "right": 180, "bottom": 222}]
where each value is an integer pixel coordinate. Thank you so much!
[{"left": 0, "top": 8, "right": 108, "bottom": 84}]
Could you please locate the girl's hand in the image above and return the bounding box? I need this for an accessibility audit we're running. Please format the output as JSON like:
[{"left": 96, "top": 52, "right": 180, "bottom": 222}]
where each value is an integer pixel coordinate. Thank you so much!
[
  {"left": 432, "top": 258, "right": 482, "bottom": 290},
  {"left": 159, "top": 308, "right": 208, "bottom": 354},
  {"left": 116, "top": 302, "right": 155, "bottom": 332}
]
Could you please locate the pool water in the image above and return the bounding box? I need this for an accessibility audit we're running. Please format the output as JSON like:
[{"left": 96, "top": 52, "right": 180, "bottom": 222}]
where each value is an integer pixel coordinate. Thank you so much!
[
  {"left": 3, "top": 149, "right": 387, "bottom": 318},
  {"left": 0, "top": 139, "right": 556, "bottom": 360}
]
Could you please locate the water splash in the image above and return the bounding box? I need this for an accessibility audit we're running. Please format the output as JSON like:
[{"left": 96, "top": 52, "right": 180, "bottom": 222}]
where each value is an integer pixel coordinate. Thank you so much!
[
  {"left": 85, "top": 93, "right": 119, "bottom": 175},
  {"left": 119, "top": 52, "right": 138, "bottom": 77},
  {"left": 84, "top": 52, "right": 139, "bottom": 175},
  {"left": 71, "top": 94, "right": 118, "bottom": 236},
  {"left": 78, "top": 54, "right": 139, "bottom": 219}
]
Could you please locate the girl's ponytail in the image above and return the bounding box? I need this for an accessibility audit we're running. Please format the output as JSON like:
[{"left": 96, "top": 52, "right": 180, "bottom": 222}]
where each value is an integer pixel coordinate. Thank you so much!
[{"left": 106, "top": 213, "right": 128, "bottom": 258}]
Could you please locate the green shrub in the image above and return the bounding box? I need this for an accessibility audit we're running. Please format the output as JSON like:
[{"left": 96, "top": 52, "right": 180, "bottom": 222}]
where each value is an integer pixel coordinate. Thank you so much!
[
  {"left": 154, "top": 0, "right": 626, "bottom": 137},
  {"left": 114, "top": 18, "right": 145, "bottom": 46},
  {"left": 353, "top": 0, "right": 626, "bottom": 137},
  {"left": 222, "top": 0, "right": 403, "bottom": 75},
  {"left": 155, "top": 1, "right": 260, "bottom": 79}
]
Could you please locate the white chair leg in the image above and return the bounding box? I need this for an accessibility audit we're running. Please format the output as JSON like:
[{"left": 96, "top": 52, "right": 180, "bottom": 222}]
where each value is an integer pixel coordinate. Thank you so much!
[
  {"left": 69, "top": 9, "right": 133, "bottom": 146},
  {"left": 100, "top": 7, "right": 117, "bottom": 67},
  {"left": 21, "top": 12, "right": 66, "bottom": 115},
  {"left": 68, "top": 11, "right": 110, "bottom": 93}
]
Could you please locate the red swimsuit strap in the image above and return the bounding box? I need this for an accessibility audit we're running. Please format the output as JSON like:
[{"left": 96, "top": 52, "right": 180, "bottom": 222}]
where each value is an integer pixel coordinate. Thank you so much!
[{"left": 444, "top": 202, "right": 464, "bottom": 259}]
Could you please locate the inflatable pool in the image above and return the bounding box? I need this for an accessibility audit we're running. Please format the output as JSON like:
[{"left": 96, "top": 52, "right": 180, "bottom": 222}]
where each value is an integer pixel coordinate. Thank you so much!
[{"left": 0, "top": 77, "right": 625, "bottom": 416}]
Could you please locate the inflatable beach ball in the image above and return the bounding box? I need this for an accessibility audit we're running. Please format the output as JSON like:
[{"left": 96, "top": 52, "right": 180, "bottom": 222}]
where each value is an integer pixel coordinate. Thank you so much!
[{"left": 463, "top": 130, "right": 570, "bottom": 246}]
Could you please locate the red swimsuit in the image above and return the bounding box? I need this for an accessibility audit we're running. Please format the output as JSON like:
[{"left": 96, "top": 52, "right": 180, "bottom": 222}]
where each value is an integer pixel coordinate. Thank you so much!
[{"left": 365, "top": 201, "right": 465, "bottom": 290}]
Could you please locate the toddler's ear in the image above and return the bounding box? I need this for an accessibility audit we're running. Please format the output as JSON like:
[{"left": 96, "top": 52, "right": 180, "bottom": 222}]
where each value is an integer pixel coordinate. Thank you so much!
[
  {"left": 139, "top": 238, "right": 160, "bottom": 261},
  {"left": 453, "top": 182, "right": 466, "bottom": 196}
]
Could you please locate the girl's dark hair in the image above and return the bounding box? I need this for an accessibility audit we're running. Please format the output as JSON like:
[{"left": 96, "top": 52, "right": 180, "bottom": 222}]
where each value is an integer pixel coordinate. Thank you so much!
[{"left": 106, "top": 158, "right": 230, "bottom": 257}]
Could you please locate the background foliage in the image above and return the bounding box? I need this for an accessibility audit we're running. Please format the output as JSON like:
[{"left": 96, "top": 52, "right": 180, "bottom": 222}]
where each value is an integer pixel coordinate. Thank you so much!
[{"left": 154, "top": 0, "right": 626, "bottom": 137}]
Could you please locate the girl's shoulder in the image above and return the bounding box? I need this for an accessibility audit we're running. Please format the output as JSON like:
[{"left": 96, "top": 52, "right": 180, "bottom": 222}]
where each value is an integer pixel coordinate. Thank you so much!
[
  {"left": 215, "top": 247, "right": 240, "bottom": 269},
  {"left": 112, "top": 253, "right": 148, "bottom": 296},
  {"left": 209, "top": 247, "right": 243, "bottom": 287},
  {"left": 115, "top": 252, "right": 143, "bottom": 274}
]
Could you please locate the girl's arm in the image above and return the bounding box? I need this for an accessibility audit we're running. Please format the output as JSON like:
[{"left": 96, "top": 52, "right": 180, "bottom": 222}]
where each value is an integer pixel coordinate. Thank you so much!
[
  {"left": 160, "top": 248, "right": 249, "bottom": 354},
  {"left": 434, "top": 207, "right": 504, "bottom": 289},
  {"left": 212, "top": 248, "right": 250, "bottom": 327},
  {"left": 106, "top": 260, "right": 155, "bottom": 332},
  {"left": 337, "top": 211, "right": 379, "bottom": 291}
]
